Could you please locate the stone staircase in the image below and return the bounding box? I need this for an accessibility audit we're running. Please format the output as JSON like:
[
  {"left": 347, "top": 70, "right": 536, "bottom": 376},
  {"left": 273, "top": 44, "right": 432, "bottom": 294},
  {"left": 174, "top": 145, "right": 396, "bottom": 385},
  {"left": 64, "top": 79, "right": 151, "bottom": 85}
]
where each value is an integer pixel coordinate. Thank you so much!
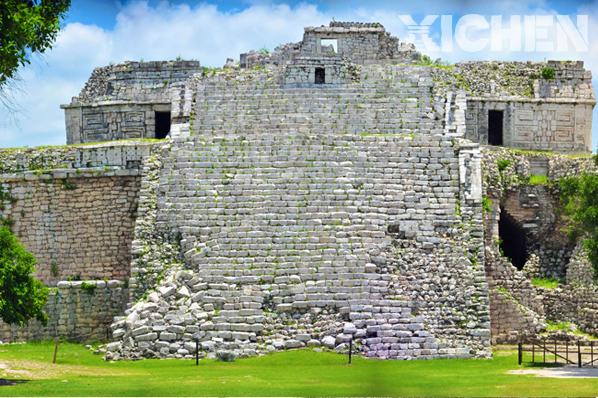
[{"left": 106, "top": 63, "right": 490, "bottom": 361}]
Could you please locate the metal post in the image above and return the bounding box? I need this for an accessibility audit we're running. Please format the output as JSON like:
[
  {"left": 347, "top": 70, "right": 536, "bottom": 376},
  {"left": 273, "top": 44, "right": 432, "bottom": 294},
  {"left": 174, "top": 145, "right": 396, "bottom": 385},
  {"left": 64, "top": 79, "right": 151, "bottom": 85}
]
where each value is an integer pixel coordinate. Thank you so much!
[
  {"left": 592, "top": 341, "right": 594, "bottom": 368},
  {"left": 195, "top": 339, "right": 199, "bottom": 366},
  {"left": 543, "top": 340, "right": 546, "bottom": 363},
  {"left": 554, "top": 340, "right": 557, "bottom": 364},
  {"left": 518, "top": 343, "right": 522, "bottom": 365},
  {"left": 532, "top": 343, "right": 535, "bottom": 363},
  {"left": 566, "top": 341, "right": 568, "bottom": 364},
  {"left": 52, "top": 338, "right": 59, "bottom": 364},
  {"left": 348, "top": 337, "right": 353, "bottom": 365},
  {"left": 578, "top": 341, "right": 582, "bottom": 368}
]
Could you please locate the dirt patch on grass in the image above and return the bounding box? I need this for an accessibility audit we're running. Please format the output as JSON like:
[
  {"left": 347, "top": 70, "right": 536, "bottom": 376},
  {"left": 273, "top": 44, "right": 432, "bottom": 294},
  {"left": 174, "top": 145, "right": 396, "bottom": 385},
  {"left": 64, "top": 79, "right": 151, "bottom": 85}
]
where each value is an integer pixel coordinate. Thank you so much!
[
  {"left": 509, "top": 366, "right": 598, "bottom": 378},
  {"left": 0, "top": 359, "right": 140, "bottom": 381}
]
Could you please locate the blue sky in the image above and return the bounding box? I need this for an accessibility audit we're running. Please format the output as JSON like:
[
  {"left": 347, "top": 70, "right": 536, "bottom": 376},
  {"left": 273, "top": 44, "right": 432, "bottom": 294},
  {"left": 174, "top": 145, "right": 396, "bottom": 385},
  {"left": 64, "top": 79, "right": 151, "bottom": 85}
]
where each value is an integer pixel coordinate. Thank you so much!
[{"left": 1, "top": 0, "right": 597, "bottom": 149}]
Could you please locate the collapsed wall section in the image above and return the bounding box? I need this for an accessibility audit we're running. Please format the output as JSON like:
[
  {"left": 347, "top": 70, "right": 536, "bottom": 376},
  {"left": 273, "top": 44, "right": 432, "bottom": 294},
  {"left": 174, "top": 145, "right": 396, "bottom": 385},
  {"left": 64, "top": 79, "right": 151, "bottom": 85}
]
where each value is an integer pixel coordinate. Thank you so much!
[{"left": 108, "top": 132, "right": 490, "bottom": 360}]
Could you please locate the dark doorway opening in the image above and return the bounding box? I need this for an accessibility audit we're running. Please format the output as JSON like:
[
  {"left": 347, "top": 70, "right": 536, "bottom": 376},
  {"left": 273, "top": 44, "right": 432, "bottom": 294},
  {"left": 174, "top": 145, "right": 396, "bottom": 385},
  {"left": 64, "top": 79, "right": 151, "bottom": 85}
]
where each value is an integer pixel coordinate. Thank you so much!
[
  {"left": 315, "top": 67, "right": 325, "bottom": 84},
  {"left": 488, "top": 110, "right": 503, "bottom": 146},
  {"left": 499, "top": 209, "right": 528, "bottom": 270},
  {"left": 155, "top": 111, "right": 171, "bottom": 139}
]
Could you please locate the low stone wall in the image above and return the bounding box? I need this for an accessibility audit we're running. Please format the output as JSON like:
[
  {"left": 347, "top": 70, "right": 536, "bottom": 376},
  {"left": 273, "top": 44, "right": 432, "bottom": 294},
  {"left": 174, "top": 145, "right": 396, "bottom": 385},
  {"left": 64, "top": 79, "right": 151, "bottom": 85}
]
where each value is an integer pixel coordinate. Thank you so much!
[
  {"left": 0, "top": 281, "right": 128, "bottom": 343},
  {"left": 543, "top": 286, "right": 598, "bottom": 335}
]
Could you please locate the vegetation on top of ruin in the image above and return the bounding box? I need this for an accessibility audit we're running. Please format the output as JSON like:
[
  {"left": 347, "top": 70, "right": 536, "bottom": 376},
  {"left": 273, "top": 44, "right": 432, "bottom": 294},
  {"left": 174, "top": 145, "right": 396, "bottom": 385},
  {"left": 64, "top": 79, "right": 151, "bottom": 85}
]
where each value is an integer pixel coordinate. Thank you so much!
[
  {"left": 0, "top": 138, "right": 163, "bottom": 154},
  {"left": 531, "top": 277, "right": 560, "bottom": 289},
  {"left": 559, "top": 172, "right": 598, "bottom": 279},
  {"left": 541, "top": 66, "right": 556, "bottom": 80},
  {"left": 506, "top": 148, "right": 593, "bottom": 159},
  {"left": 528, "top": 174, "right": 550, "bottom": 186},
  {"left": 543, "top": 321, "right": 598, "bottom": 339}
]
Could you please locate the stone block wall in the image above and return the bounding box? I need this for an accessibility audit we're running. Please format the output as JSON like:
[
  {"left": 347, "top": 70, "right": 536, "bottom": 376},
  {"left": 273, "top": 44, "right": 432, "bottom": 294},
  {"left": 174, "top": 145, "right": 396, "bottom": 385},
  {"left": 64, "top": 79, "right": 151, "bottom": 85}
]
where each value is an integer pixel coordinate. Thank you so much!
[
  {"left": 63, "top": 60, "right": 203, "bottom": 144},
  {"left": 0, "top": 142, "right": 155, "bottom": 285},
  {"left": 0, "top": 281, "right": 128, "bottom": 343},
  {"left": 465, "top": 100, "right": 593, "bottom": 152},
  {"left": 283, "top": 57, "right": 358, "bottom": 86},
  {"left": 1, "top": 173, "right": 139, "bottom": 285},
  {"left": 190, "top": 64, "right": 447, "bottom": 138},
  {"left": 461, "top": 61, "right": 595, "bottom": 153},
  {"left": 241, "top": 22, "right": 418, "bottom": 68},
  {"left": 64, "top": 103, "right": 171, "bottom": 144},
  {"left": 543, "top": 286, "right": 598, "bottom": 336},
  {"left": 107, "top": 131, "right": 490, "bottom": 361},
  {"left": 73, "top": 61, "right": 202, "bottom": 104}
]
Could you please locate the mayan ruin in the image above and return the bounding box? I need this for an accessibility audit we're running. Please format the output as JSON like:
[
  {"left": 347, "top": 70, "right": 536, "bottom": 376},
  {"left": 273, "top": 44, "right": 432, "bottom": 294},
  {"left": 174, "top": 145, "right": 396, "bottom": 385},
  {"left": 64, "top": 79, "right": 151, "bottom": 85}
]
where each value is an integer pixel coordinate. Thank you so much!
[{"left": 0, "top": 20, "right": 596, "bottom": 366}]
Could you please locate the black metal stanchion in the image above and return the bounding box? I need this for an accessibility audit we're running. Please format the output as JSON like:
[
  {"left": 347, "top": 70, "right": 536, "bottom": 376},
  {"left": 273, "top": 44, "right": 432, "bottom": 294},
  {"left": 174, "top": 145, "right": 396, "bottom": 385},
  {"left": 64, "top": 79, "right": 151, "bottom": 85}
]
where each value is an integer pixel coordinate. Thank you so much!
[
  {"left": 52, "top": 337, "right": 59, "bottom": 364},
  {"left": 348, "top": 338, "right": 353, "bottom": 365},
  {"left": 518, "top": 343, "right": 522, "bottom": 365},
  {"left": 195, "top": 339, "right": 199, "bottom": 366},
  {"left": 578, "top": 341, "right": 582, "bottom": 368}
]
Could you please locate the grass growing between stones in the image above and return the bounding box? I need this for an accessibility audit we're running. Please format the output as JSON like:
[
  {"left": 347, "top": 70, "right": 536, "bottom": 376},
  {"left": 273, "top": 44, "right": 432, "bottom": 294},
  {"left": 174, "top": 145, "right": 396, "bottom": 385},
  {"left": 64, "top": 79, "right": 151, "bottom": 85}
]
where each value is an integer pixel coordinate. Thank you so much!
[
  {"left": 2, "top": 342, "right": 598, "bottom": 396},
  {"left": 528, "top": 174, "right": 550, "bottom": 186},
  {"left": 531, "top": 277, "right": 560, "bottom": 289}
]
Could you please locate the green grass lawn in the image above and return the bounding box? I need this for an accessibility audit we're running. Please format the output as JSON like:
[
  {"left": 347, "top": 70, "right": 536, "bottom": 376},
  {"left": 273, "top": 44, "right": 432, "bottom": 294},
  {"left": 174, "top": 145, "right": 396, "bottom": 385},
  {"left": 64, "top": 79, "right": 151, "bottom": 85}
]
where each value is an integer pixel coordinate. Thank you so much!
[{"left": 1, "top": 342, "right": 598, "bottom": 396}]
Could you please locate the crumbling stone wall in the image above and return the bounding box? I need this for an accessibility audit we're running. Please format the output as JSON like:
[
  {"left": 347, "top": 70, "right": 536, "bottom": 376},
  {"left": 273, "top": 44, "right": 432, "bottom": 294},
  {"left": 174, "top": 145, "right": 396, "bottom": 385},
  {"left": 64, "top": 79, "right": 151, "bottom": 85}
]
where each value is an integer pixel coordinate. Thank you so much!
[
  {"left": 482, "top": 147, "right": 598, "bottom": 342},
  {"left": 0, "top": 281, "right": 128, "bottom": 343},
  {"left": 241, "top": 22, "right": 418, "bottom": 68},
  {"left": 543, "top": 286, "right": 598, "bottom": 336}
]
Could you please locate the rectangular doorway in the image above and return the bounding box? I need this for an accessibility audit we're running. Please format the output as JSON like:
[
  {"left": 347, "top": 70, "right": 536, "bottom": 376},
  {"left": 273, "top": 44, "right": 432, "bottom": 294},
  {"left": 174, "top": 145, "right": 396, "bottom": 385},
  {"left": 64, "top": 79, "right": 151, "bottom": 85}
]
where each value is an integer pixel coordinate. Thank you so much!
[
  {"left": 155, "top": 111, "right": 171, "bottom": 139},
  {"left": 315, "top": 67, "right": 325, "bottom": 84},
  {"left": 488, "top": 110, "right": 503, "bottom": 146}
]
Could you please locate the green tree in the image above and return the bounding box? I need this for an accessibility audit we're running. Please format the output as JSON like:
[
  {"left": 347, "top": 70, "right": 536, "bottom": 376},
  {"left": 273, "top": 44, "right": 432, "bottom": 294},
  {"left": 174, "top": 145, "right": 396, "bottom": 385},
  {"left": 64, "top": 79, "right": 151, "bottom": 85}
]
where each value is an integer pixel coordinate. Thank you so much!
[
  {"left": 559, "top": 172, "right": 598, "bottom": 278},
  {"left": 0, "top": 0, "right": 71, "bottom": 87},
  {"left": 0, "top": 225, "right": 48, "bottom": 325}
]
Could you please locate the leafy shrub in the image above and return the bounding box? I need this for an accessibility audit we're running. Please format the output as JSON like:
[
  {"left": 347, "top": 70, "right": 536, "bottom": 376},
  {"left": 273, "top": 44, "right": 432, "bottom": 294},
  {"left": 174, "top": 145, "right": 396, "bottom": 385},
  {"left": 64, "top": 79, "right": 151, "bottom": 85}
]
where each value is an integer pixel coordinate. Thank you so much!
[
  {"left": 497, "top": 158, "right": 511, "bottom": 172},
  {"left": 559, "top": 173, "right": 598, "bottom": 278},
  {"left": 50, "top": 261, "right": 59, "bottom": 277},
  {"left": 0, "top": 226, "right": 48, "bottom": 325},
  {"left": 482, "top": 196, "right": 493, "bottom": 214},
  {"left": 541, "top": 66, "right": 555, "bottom": 79},
  {"left": 80, "top": 281, "right": 96, "bottom": 294}
]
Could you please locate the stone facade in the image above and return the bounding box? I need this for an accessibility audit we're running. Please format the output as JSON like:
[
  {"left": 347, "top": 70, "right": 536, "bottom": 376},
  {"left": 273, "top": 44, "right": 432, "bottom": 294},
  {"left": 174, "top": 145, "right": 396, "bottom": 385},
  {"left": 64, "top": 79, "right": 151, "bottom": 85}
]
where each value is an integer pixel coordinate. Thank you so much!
[
  {"left": 1, "top": 21, "right": 596, "bottom": 360},
  {"left": 62, "top": 61, "right": 202, "bottom": 143},
  {"left": 462, "top": 61, "right": 595, "bottom": 153},
  {"left": 0, "top": 142, "right": 153, "bottom": 285}
]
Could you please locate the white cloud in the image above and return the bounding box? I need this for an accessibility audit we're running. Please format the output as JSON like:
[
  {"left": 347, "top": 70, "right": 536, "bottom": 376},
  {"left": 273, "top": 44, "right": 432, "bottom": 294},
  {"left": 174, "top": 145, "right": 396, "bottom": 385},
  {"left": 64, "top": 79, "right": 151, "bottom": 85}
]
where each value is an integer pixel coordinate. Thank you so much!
[{"left": 0, "top": 0, "right": 596, "bottom": 149}]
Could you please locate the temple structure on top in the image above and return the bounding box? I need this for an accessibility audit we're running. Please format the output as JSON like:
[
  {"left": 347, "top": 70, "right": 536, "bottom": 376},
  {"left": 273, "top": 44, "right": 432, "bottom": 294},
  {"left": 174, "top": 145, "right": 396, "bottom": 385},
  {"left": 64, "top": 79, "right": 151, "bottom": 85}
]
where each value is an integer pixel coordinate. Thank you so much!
[{"left": 62, "top": 22, "right": 594, "bottom": 153}]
